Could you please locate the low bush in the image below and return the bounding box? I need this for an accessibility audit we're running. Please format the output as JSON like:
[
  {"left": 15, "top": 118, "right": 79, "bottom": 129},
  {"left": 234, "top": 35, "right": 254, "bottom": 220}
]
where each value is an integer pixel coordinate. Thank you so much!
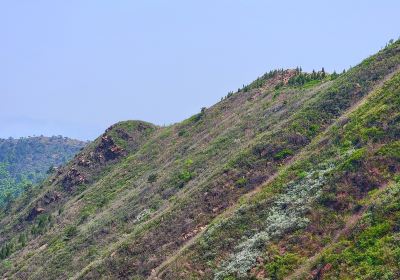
[
  {"left": 265, "top": 252, "right": 302, "bottom": 279},
  {"left": 235, "top": 177, "right": 248, "bottom": 188},
  {"left": 64, "top": 225, "right": 78, "bottom": 240},
  {"left": 274, "top": 149, "right": 294, "bottom": 160}
]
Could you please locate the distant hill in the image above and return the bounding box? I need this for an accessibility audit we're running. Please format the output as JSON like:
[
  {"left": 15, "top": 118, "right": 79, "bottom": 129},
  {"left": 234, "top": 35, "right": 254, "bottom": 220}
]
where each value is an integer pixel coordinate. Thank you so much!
[
  {"left": 0, "top": 136, "right": 87, "bottom": 205},
  {"left": 0, "top": 40, "right": 399, "bottom": 279}
]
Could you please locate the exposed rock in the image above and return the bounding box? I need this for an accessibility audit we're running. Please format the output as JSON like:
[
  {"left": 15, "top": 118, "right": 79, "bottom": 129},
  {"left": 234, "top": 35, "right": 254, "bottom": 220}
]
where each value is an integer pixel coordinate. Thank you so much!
[
  {"left": 94, "top": 135, "right": 125, "bottom": 162},
  {"left": 181, "top": 225, "right": 206, "bottom": 241},
  {"left": 61, "top": 168, "right": 86, "bottom": 191},
  {"left": 26, "top": 207, "right": 45, "bottom": 221},
  {"left": 322, "top": 263, "right": 333, "bottom": 273},
  {"left": 77, "top": 156, "right": 91, "bottom": 167},
  {"left": 43, "top": 191, "right": 61, "bottom": 205}
]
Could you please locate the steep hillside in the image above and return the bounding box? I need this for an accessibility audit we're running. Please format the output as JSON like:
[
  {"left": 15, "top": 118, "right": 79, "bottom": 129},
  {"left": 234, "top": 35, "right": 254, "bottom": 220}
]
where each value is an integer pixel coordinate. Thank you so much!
[
  {"left": 0, "top": 40, "right": 399, "bottom": 280},
  {"left": 0, "top": 136, "right": 87, "bottom": 206}
]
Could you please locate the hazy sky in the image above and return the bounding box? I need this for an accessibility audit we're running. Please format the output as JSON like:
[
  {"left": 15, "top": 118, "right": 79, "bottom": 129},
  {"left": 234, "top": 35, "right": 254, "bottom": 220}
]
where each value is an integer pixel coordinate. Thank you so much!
[{"left": 1, "top": 1, "right": 399, "bottom": 140}]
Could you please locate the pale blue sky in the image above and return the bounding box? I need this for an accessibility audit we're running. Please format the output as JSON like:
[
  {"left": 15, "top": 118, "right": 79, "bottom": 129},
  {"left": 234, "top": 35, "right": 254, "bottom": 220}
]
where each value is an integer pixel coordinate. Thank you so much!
[{"left": 1, "top": 1, "right": 399, "bottom": 140}]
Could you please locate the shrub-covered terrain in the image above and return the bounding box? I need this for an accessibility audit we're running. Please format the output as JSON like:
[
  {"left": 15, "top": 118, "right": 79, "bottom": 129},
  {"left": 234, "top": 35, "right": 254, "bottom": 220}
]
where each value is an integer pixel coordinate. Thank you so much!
[
  {"left": 0, "top": 40, "right": 399, "bottom": 280},
  {"left": 0, "top": 136, "right": 87, "bottom": 206}
]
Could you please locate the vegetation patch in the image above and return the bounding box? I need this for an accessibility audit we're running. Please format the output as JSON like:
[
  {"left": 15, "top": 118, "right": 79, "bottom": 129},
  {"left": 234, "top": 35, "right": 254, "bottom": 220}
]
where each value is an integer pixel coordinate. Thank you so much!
[{"left": 214, "top": 164, "right": 334, "bottom": 279}]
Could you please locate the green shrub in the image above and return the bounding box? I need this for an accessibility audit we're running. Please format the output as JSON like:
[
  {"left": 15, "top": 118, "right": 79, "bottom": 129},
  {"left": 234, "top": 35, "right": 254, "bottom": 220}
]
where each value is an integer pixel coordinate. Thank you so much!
[
  {"left": 31, "top": 214, "right": 52, "bottom": 235},
  {"left": 265, "top": 252, "right": 302, "bottom": 279},
  {"left": 178, "top": 129, "right": 188, "bottom": 137},
  {"left": 361, "top": 126, "right": 384, "bottom": 142},
  {"left": 48, "top": 238, "right": 66, "bottom": 253},
  {"left": 287, "top": 69, "right": 326, "bottom": 88},
  {"left": 296, "top": 171, "right": 307, "bottom": 179},
  {"left": 173, "top": 159, "right": 195, "bottom": 188},
  {"left": 188, "top": 108, "right": 206, "bottom": 123},
  {"left": 179, "top": 163, "right": 194, "bottom": 181},
  {"left": 341, "top": 148, "right": 366, "bottom": 171},
  {"left": 274, "top": 149, "right": 294, "bottom": 160},
  {"left": 18, "top": 233, "right": 27, "bottom": 247},
  {"left": 308, "top": 124, "right": 320, "bottom": 136},
  {"left": 235, "top": 177, "right": 248, "bottom": 188},
  {"left": 377, "top": 141, "right": 400, "bottom": 160},
  {"left": 357, "top": 222, "right": 391, "bottom": 249},
  {"left": 147, "top": 173, "right": 158, "bottom": 184},
  {"left": 64, "top": 225, "right": 78, "bottom": 240},
  {"left": 0, "top": 242, "right": 14, "bottom": 260},
  {"left": 178, "top": 170, "right": 193, "bottom": 182}
]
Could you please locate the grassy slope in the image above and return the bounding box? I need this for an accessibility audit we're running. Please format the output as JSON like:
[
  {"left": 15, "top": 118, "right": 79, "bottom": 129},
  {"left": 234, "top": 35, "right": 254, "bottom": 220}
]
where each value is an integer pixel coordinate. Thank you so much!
[
  {"left": 0, "top": 70, "right": 323, "bottom": 279},
  {"left": 162, "top": 66, "right": 400, "bottom": 280},
  {"left": 0, "top": 41, "right": 399, "bottom": 280}
]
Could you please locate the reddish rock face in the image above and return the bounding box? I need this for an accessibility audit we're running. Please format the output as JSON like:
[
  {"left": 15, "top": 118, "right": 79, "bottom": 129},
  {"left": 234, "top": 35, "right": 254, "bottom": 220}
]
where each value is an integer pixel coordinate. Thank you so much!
[
  {"left": 266, "top": 69, "right": 297, "bottom": 88},
  {"left": 96, "top": 135, "right": 125, "bottom": 161},
  {"left": 61, "top": 168, "right": 86, "bottom": 191},
  {"left": 322, "top": 263, "right": 333, "bottom": 273}
]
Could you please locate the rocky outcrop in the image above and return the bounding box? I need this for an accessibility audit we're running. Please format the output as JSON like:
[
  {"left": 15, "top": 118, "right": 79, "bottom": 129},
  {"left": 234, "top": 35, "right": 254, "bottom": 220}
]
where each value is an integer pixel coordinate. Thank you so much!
[
  {"left": 76, "top": 135, "right": 125, "bottom": 168},
  {"left": 61, "top": 168, "right": 86, "bottom": 191},
  {"left": 43, "top": 191, "right": 61, "bottom": 205},
  {"left": 95, "top": 135, "right": 125, "bottom": 162},
  {"left": 26, "top": 207, "right": 45, "bottom": 221}
]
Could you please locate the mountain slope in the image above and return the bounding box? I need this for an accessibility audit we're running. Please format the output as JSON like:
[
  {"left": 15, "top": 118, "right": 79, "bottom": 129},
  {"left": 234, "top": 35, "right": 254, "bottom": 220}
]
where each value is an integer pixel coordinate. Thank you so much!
[
  {"left": 160, "top": 62, "right": 400, "bottom": 280},
  {"left": 0, "top": 136, "right": 87, "bottom": 206},
  {"left": 0, "top": 40, "right": 399, "bottom": 280}
]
